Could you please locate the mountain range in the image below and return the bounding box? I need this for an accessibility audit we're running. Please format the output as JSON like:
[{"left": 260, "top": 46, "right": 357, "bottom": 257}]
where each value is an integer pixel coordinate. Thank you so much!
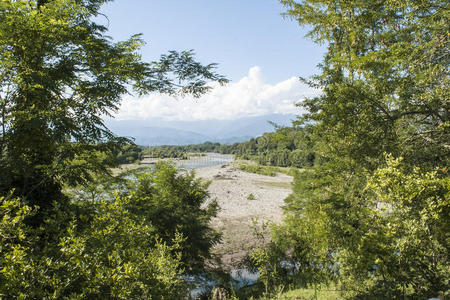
[{"left": 104, "top": 114, "right": 297, "bottom": 146}]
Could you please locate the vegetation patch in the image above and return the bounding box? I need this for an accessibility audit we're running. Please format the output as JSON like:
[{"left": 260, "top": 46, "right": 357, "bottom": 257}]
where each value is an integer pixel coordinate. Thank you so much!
[
  {"left": 255, "top": 181, "right": 292, "bottom": 189},
  {"left": 272, "top": 286, "right": 340, "bottom": 300},
  {"left": 247, "top": 193, "right": 256, "bottom": 200},
  {"left": 238, "top": 164, "right": 279, "bottom": 177}
]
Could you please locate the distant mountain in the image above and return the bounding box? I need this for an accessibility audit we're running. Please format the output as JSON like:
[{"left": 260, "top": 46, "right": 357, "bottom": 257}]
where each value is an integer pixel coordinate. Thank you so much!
[
  {"left": 115, "top": 127, "right": 212, "bottom": 146},
  {"left": 104, "top": 114, "right": 296, "bottom": 146}
]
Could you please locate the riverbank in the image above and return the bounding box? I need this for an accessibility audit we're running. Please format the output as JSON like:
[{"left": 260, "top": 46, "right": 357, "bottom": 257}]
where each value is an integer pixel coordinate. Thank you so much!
[
  {"left": 194, "top": 163, "right": 293, "bottom": 268},
  {"left": 113, "top": 152, "right": 234, "bottom": 175},
  {"left": 113, "top": 156, "right": 293, "bottom": 269}
]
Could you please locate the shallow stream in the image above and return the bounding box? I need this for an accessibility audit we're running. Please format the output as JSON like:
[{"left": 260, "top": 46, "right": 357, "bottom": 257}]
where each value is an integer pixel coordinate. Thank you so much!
[{"left": 176, "top": 153, "right": 234, "bottom": 170}]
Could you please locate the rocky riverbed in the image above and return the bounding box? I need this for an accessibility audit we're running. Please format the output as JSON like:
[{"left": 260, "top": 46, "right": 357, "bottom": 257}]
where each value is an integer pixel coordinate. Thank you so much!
[{"left": 194, "top": 163, "right": 293, "bottom": 268}]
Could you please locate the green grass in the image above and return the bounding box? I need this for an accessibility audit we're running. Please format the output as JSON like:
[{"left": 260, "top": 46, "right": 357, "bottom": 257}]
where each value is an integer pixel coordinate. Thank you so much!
[
  {"left": 237, "top": 162, "right": 300, "bottom": 177},
  {"left": 188, "top": 152, "right": 206, "bottom": 157},
  {"left": 272, "top": 287, "right": 340, "bottom": 300},
  {"left": 234, "top": 282, "right": 342, "bottom": 300},
  {"left": 236, "top": 285, "right": 341, "bottom": 300},
  {"left": 255, "top": 181, "right": 292, "bottom": 189},
  {"left": 238, "top": 164, "right": 280, "bottom": 177}
]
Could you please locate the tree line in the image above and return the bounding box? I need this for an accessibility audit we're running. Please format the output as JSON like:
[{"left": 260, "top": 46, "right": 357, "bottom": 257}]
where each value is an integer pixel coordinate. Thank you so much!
[
  {"left": 219, "top": 126, "right": 316, "bottom": 168},
  {"left": 144, "top": 126, "right": 316, "bottom": 169}
]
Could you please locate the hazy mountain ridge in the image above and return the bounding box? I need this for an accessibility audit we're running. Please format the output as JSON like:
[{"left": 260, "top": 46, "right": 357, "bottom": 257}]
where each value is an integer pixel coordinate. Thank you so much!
[{"left": 105, "top": 114, "right": 296, "bottom": 146}]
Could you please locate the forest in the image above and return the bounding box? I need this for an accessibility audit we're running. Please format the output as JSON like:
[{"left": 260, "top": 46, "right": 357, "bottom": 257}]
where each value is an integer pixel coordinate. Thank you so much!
[
  {"left": 145, "top": 125, "right": 315, "bottom": 169},
  {"left": 0, "top": 0, "right": 448, "bottom": 299}
]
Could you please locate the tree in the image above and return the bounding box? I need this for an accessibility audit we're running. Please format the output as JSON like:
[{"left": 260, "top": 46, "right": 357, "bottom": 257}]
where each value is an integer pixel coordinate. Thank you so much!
[
  {"left": 114, "top": 163, "right": 220, "bottom": 273},
  {"left": 0, "top": 0, "right": 227, "bottom": 221},
  {"left": 280, "top": 0, "right": 449, "bottom": 167},
  {"left": 0, "top": 193, "right": 187, "bottom": 299},
  {"left": 263, "top": 0, "right": 450, "bottom": 298},
  {"left": 0, "top": 1, "right": 227, "bottom": 297},
  {"left": 345, "top": 156, "right": 449, "bottom": 298}
]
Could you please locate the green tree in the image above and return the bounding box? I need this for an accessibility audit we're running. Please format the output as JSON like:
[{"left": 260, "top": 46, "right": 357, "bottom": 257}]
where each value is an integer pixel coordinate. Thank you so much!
[
  {"left": 281, "top": 0, "right": 449, "bottom": 167},
  {"left": 113, "top": 144, "right": 143, "bottom": 164},
  {"left": 0, "top": 193, "right": 187, "bottom": 299},
  {"left": 114, "top": 163, "right": 220, "bottom": 273},
  {"left": 0, "top": 162, "right": 222, "bottom": 297},
  {"left": 0, "top": 1, "right": 226, "bottom": 297},
  {"left": 263, "top": 0, "right": 450, "bottom": 298},
  {"left": 340, "top": 156, "right": 450, "bottom": 298},
  {"left": 0, "top": 0, "right": 227, "bottom": 222}
]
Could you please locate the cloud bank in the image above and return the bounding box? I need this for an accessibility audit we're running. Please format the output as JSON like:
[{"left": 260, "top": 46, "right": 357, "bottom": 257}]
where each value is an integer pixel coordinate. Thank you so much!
[{"left": 115, "top": 66, "right": 320, "bottom": 121}]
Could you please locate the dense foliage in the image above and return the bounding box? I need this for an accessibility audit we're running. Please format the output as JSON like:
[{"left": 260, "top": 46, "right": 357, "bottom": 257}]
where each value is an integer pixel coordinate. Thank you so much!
[
  {"left": 0, "top": 0, "right": 225, "bottom": 297},
  {"left": 146, "top": 126, "right": 316, "bottom": 168},
  {"left": 113, "top": 163, "right": 220, "bottom": 273},
  {"left": 250, "top": 0, "right": 449, "bottom": 298},
  {"left": 0, "top": 0, "right": 226, "bottom": 218},
  {"left": 143, "top": 142, "right": 223, "bottom": 159},
  {"left": 220, "top": 126, "right": 316, "bottom": 168},
  {"left": 1, "top": 0, "right": 448, "bottom": 298},
  {"left": 113, "top": 144, "right": 144, "bottom": 164},
  {"left": 0, "top": 190, "right": 187, "bottom": 298},
  {"left": 144, "top": 145, "right": 189, "bottom": 159}
]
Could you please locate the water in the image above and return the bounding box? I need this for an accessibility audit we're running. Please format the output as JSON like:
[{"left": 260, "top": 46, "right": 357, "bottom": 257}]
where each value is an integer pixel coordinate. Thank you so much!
[
  {"left": 188, "top": 269, "right": 259, "bottom": 299},
  {"left": 176, "top": 153, "right": 234, "bottom": 170},
  {"left": 230, "top": 268, "right": 259, "bottom": 287}
]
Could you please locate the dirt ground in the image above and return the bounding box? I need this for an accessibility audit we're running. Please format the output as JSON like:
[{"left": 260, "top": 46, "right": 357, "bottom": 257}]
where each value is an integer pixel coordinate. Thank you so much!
[{"left": 194, "top": 163, "right": 293, "bottom": 268}]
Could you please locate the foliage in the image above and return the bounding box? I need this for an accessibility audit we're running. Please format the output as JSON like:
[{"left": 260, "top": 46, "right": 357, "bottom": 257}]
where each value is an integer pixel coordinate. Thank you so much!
[
  {"left": 239, "top": 164, "right": 279, "bottom": 177},
  {"left": 250, "top": 0, "right": 450, "bottom": 298},
  {"left": 221, "top": 126, "right": 316, "bottom": 168},
  {"left": 0, "top": 0, "right": 226, "bottom": 297},
  {"left": 143, "top": 142, "right": 223, "bottom": 159},
  {"left": 116, "top": 163, "right": 221, "bottom": 273},
  {"left": 113, "top": 144, "right": 144, "bottom": 164},
  {"left": 339, "top": 156, "right": 450, "bottom": 298},
  {"left": 270, "top": 285, "right": 340, "bottom": 300},
  {"left": 0, "top": 0, "right": 227, "bottom": 220},
  {"left": 65, "top": 162, "right": 220, "bottom": 274},
  {"left": 1, "top": 163, "right": 221, "bottom": 297},
  {"left": 144, "top": 145, "right": 188, "bottom": 159},
  {"left": 0, "top": 193, "right": 186, "bottom": 299},
  {"left": 145, "top": 125, "right": 316, "bottom": 169},
  {"left": 246, "top": 169, "right": 338, "bottom": 297}
]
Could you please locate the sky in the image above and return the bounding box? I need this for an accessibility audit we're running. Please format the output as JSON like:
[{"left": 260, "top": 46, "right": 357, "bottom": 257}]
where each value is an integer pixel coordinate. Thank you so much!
[{"left": 99, "top": 0, "right": 325, "bottom": 121}]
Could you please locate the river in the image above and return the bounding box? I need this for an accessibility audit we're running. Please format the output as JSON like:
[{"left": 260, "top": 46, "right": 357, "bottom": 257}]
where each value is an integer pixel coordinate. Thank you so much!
[{"left": 176, "top": 153, "right": 234, "bottom": 170}]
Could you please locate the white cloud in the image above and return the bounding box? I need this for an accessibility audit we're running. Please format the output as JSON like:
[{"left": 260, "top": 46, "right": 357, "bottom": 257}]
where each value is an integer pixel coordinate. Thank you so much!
[{"left": 115, "top": 66, "right": 320, "bottom": 121}]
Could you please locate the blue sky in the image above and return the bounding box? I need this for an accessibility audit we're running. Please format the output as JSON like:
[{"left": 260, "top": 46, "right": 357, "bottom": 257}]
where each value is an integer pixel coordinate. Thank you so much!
[{"left": 100, "top": 0, "right": 325, "bottom": 120}]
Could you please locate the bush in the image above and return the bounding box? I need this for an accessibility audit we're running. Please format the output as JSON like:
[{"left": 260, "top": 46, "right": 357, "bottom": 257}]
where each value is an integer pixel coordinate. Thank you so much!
[
  {"left": 0, "top": 163, "right": 220, "bottom": 297},
  {"left": 0, "top": 194, "right": 186, "bottom": 299},
  {"left": 239, "top": 164, "right": 279, "bottom": 177},
  {"left": 110, "top": 162, "right": 220, "bottom": 273}
]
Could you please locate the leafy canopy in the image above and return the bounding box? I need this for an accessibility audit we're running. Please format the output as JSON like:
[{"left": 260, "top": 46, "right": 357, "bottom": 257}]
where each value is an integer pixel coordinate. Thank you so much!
[
  {"left": 250, "top": 0, "right": 449, "bottom": 298},
  {"left": 0, "top": 0, "right": 227, "bottom": 215},
  {"left": 0, "top": 1, "right": 226, "bottom": 297}
]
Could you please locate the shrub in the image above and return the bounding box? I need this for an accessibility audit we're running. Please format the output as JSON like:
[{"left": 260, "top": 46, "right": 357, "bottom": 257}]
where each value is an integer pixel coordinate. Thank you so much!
[
  {"left": 239, "top": 164, "right": 278, "bottom": 177},
  {"left": 0, "top": 163, "right": 221, "bottom": 297},
  {"left": 0, "top": 194, "right": 186, "bottom": 299},
  {"left": 110, "top": 162, "right": 220, "bottom": 273}
]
